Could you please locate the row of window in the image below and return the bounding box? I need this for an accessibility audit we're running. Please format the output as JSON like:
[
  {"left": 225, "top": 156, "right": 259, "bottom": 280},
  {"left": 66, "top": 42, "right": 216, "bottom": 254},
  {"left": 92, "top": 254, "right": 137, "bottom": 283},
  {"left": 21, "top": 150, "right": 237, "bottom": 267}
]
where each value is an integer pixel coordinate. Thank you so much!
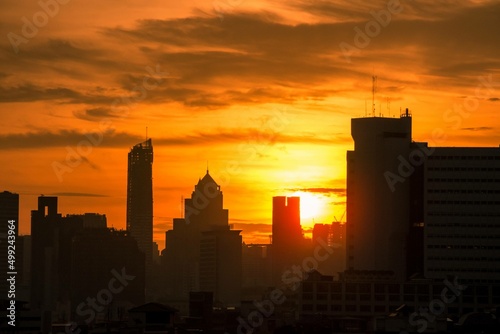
[
  {"left": 428, "top": 156, "right": 500, "bottom": 160},
  {"left": 428, "top": 200, "right": 500, "bottom": 205},
  {"left": 301, "top": 304, "right": 397, "bottom": 313},
  {"left": 428, "top": 189, "right": 500, "bottom": 194},
  {"left": 427, "top": 234, "right": 500, "bottom": 239},
  {"left": 427, "top": 215, "right": 500, "bottom": 219},
  {"left": 427, "top": 245, "right": 500, "bottom": 249},
  {"left": 428, "top": 178, "right": 500, "bottom": 182},
  {"left": 302, "top": 284, "right": 499, "bottom": 296},
  {"left": 428, "top": 257, "right": 500, "bottom": 261},
  {"left": 303, "top": 294, "right": 494, "bottom": 304},
  {"left": 427, "top": 222, "right": 500, "bottom": 227},
  {"left": 428, "top": 268, "right": 500, "bottom": 273},
  {"left": 428, "top": 167, "right": 500, "bottom": 171}
]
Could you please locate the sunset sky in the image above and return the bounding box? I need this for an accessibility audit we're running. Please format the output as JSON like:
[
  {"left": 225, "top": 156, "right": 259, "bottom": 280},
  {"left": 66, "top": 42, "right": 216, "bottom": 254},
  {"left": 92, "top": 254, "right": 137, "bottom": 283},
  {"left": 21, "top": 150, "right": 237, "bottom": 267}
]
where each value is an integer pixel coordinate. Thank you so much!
[{"left": 1, "top": 0, "right": 499, "bottom": 247}]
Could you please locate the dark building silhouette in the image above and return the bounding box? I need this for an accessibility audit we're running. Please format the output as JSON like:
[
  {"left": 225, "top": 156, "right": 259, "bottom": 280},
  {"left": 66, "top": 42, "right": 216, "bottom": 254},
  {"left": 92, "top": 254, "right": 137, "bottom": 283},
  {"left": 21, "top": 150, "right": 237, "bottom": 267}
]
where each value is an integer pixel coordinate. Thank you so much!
[
  {"left": 128, "top": 302, "right": 178, "bottom": 333},
  {"left": 30, "top": 195, "right": 112, "bottom": 326},
  {"left": 312, "top": 222, "right": 346, "bottom": 277},
  {"left": 199, "top": 227, "right": 242, "bottom": 306},
  {"left": 314, "top": 112, "right": 500, "bottom": 331},
  {"left": 0, "top": 191, "right": 19, "bottom": 313},
  {"left": 272, "top": 196, "right": 303, "bottom": 284},
  {"left": 346, "top": 113, "right": 412, "bottom": 281},
  {"left": 16, "top": 235, "right": 31, "bottom": 303},
  {"left": 242, "top": 243, "right": 272, "bottom": 298},
  {"left": 30, "top": 196, "right": 84, "bottom": 314},
  {"left": 164, "top": 171, "right": 241, "bottom": 313},
  {"left": 71, "top": 228, "right": 145, "bottom": 324},
  {"left": 184, "top": 170, "right": 229, "bottom": 231},
  {"left": 189, "top": 291, "right": 213, "bottom": 327},
  {"left": 127, "top": 138, "right": 153, "bottom": 265},
  {"left": 347, "top": 112, "right": 500, "bottom": 284},
  {"left": 422, "top": 147, "right": 500, "bottom": 282}
]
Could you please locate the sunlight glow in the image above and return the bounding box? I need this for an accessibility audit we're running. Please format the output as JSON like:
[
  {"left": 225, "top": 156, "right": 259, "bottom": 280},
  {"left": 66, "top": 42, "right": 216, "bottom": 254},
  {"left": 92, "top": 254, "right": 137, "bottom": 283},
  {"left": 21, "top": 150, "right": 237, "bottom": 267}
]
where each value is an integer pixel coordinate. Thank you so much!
[{"left": 290, "top": 191, "right": 324, "bottom": 221}]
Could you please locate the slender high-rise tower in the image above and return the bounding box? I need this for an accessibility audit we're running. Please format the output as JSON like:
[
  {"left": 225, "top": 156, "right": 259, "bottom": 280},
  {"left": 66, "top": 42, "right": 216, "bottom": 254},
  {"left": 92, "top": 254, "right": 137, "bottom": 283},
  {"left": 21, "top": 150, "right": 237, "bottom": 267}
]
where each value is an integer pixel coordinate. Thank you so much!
[{"left": 127, "top": 138, "right": 153, "bottom": 264}]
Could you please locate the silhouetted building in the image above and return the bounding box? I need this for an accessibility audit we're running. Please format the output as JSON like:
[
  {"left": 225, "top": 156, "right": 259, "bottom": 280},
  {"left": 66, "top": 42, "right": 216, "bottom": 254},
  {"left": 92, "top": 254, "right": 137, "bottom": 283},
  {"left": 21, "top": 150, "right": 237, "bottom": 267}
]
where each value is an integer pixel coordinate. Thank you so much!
[
  {"left": 17, "top": 235, "right": 31, "bottom": 302},
  {"left": 298, "top": 270, "right": 500, "bottom": 323},
  {"left": 128, "top": 302, "right": 178, "bottom": 333},
  {"left": 79, "top": 212, "right": 107, "bottom": 229},
  {"left": 164, "top": 171, "right": 241, "bottom": 313},
  {"left": 200, "top": 227, "right": 242, "bottom": 307},
  {"left": 312, "top": 222, "right": 345, "bottom": 247},
  {"left": 184, "top": 170, "right": 229, "bottom": 231},
  {"left": 0, "top": 191, "right": 19, "bottom": 316},
  {"left": 30, "top": 196, "right": 84, "bottom": 315},
  {"left": 423, "top": 147, "right": 500, "bottom": 282},
  {"left": 346, "top": 113, "right": 412, "bottom": 281},
  {"left": 164, "top": 218, "right": 198, "bottom": 308},
  {"left": 189, "top": 291, "right": 213, "bottom": 326},
  {"left": 71, "top": 228, "right": 145, "bottom": 324},
  {"left": 242, "top": 243, "right": 272, "bottom": 297},
  {"left": 272, "top": 196, "right": 303, "bottom": 284},
  {"left": 127, "top": 138, "right": 153, "bottom": 265},
  {"left": 312, "top": 222, "right": 346, "bottom": 277}
]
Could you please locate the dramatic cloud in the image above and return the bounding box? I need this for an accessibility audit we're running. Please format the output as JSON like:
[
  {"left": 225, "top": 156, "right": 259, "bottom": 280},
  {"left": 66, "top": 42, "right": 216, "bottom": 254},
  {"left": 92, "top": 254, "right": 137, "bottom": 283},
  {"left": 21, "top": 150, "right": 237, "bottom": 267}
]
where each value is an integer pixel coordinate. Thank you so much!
[
  {"left": 0, "top": 128, "right": 346, "bottom": 150},
  {"left": 49, "top": 192, "right": 109, "bottom": 197},
  {"left": 2, "top": 0, "right": 499, "bottom": 243}
]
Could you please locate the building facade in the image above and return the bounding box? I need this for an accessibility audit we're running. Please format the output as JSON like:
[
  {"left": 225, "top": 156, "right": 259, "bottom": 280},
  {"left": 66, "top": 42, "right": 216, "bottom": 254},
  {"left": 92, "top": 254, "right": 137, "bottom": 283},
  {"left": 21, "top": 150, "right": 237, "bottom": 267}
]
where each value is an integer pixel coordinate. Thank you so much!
[
  {"left": 127, "top": 138, "right": 153, "bottom": 264},
  {"left": 164, "top": 172, "right": 242, "bottom": 312},
  {"left": 272, "top": 196, "right": 304, "bottom": 285},
  {"left": 346, "top": 113, "right": 412, "bottom": 281},
  {"left": 424, "top": 147, "right": 500, "bottom": 282}
]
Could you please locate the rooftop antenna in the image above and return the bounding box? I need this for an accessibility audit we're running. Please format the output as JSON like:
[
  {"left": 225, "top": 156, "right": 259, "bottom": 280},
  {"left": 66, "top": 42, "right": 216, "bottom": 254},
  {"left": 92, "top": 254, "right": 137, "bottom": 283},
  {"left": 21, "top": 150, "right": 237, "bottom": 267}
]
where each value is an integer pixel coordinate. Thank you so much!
[
  {"left": 372, "top": 75, "right": 377, "bottom": 116},
  {"left": 206, "top": 160, "right": 209, "bottom": 174},
  {"left": 146, "top": 126, "right": 148, "bottom": 141}
]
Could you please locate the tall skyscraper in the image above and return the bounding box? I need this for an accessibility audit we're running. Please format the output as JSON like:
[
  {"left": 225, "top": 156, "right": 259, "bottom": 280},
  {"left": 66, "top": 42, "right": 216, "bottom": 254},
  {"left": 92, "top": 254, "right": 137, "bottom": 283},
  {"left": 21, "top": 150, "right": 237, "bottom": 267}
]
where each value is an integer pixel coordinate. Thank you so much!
[
  {"left": 271, "top": 196, "right": 303, "bottom": 284},
  {"left": 346, "top": 113, "right": 412, "bottom": 281},
  {"left": 127, "top": 138, "right": 153, "bottom": 264},
  {"left": 164, "top": 171, "right": 241, "bottom": 311},
  {"left": 0, "top": 191, "right": 19, "bottom": 301}
]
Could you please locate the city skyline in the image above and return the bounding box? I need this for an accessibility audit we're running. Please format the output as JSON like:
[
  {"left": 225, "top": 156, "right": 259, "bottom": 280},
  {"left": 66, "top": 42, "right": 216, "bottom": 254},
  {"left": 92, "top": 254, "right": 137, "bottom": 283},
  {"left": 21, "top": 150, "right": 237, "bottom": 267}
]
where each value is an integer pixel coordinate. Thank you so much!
[{"left": 1, "top": 0, "right": 500, "bottom": 247}]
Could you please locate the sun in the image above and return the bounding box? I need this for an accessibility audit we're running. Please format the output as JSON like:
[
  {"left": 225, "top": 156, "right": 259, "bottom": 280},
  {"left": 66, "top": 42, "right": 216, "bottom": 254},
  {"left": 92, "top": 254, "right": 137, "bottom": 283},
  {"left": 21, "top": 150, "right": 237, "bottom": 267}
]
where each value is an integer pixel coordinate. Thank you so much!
[{"left": 290, "top": 191, "right": 324, "bottom": 222}]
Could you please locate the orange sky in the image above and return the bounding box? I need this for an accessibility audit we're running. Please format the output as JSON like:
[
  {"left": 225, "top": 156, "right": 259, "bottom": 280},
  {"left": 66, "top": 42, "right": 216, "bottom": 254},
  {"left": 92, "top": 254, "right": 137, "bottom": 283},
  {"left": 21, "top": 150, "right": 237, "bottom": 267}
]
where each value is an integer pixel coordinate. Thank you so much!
[{"left": 1, "top": 0, "right": 500, "bottom": 248}]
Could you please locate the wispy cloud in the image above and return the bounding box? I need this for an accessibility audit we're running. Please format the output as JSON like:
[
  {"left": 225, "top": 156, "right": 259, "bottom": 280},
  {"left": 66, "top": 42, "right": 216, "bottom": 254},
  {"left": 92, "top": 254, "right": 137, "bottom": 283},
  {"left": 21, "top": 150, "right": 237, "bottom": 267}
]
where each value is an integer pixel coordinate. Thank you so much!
[
  {"left": 49, "top": 192, "right": 109, "bottom": 197},
  {"left": 461, "top": 126, "right": 494, "bottom": 131},
  {"left": 0, "top": 129, "right": 346, "bottom": 150}
]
